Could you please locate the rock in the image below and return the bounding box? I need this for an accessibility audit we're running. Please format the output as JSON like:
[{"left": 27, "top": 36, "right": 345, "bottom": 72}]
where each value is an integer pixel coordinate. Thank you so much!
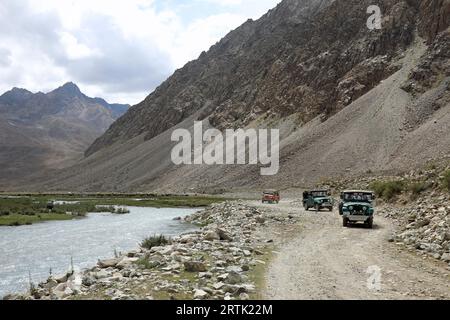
[
  {"left": 225, "top": 271, "right": 243, "bottom": 285},
  {"left": 239, "top": 293, "right": 250, "bottom": 300},
  {"left": 94, "top": 270, "right": 110, "bottom": 279},
  {"left": 82, "top": 275, "right": 96, "bottom": 287},
  {"left": 254, "top": 249, "right": 264, "bottom": 255},
  {"left": 184, "top": 261, "right": 207, "bottom": 272},
  {"left": 63, "top": 287, "right": 74, "bottom": 297},
  {"left": 213, "top": 282, "right": 225, "bottom": 290},
  {"left": 44, "top": 278, "right": 58, "bottom": 290},
  {"left": 127, "top": 250, "right": 140, "bottom": 258},
  {"left": 416, "top": 219, "right": 431, "bottom": 228},
  {"left": 98, "top": 258, "right": 120, "bottom": 268},
  {"left": 193, "top": 289, "right": 208, "bottom": 300},
  {"left": 116, "top": 257, "right": 138, "bottom": 269},
  {"left": 53, "top": 273, "right": 68, "bottom": 283},
  {"left": 441, "top": 253, "right": 450, "bottom": 262},
  {"left": 53, "top": 282, "right": 67, "bottom": 295},
  {"left": 217, "top": 229, "right": 233, "bottom": 241},
  {"left": 255, "top": 216, "right": 266, "bottom": 224},
  {"left": 204, "top": 231, "right": 220, "bottom": 241}
]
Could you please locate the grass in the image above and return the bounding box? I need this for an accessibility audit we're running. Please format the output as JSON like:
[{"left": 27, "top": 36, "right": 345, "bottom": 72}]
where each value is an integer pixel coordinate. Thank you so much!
[
  {"left": 2, "top": 194, "right": 226, "bottom": 208},
  {"left": 0, "top": 194, "right": 226, "bottom": 226},
  {"left": 369, "top": 180, "right": 406, "bottom": 201},
  {"left": 140, "top": 235, "right": 172, "bottom": 250},
  {"left": 409, "top": 181, "right": 431, "bottom": 199},
  {"left": 0, "top": 213, "right": 73, "bottom": 226},
  {"left": 247, "top": 246, "right": 274, "bottom": 300}
]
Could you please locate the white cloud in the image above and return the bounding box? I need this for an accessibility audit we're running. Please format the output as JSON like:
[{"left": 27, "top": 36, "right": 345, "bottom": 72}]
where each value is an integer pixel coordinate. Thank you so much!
[{"left": 0, "top": 0, "right": 280, "bottom": 104}]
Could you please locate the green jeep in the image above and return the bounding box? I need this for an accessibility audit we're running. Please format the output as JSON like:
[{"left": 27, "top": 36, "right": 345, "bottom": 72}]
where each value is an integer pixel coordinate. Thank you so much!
[
  {"left": 339, "top": 190, "right": 375, "bottom": 228},
  {"left": 302, "top": 190, "right": 334, "bottom": 211}
]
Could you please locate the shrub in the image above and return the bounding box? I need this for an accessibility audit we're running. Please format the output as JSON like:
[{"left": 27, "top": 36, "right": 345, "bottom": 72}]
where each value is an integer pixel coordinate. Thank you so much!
[
  {"left": 409, "top": 181, "right": 430, "bottom": 198},
  {"left": 370, "top": 180, "right": 406, "bottom": 201},
  {"left": 443, "top": 170, "right": 450, "bottom": 192},
  {"left": 140, "top": 235, "right": 171, "bottom": 250},
  {"left": 0, "top": 210, "right": 10, "bottom": 216}
]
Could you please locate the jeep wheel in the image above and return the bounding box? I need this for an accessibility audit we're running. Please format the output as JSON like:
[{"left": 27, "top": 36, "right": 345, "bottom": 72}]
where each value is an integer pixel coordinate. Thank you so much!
[
  {"left": 343, "top": 218, "right": 348, "bottom": 227},
  {"left": 367, "top": 219, "right": 373, "bottom": 229},
  {"left": 315, "top": 204, "right": 320, "bottom": 212},
  {"left": 328, "top": 207, "right": 333, "bottom": 212}
]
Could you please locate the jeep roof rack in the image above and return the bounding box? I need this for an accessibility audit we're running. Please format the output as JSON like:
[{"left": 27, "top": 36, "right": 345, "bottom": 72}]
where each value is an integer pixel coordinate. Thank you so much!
[{"left": 342, "top": 190, "right": 374, "bottom": 194}]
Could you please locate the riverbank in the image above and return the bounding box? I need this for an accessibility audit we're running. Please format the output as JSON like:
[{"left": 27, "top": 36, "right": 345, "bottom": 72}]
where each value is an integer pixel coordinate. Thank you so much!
[
  {"left": 3, "top": 201, "right": 299, "bottom": 300},
  {"left": 0, "top": 194, "right": 225, "bottom": 226}
]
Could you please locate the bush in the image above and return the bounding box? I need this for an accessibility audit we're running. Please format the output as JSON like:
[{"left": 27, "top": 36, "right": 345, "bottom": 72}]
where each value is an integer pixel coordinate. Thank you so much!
[
  {"left": 409, "top": 181, "right": 430, "bottom": 198},
  {"left": 370, "top": 180, "right": 406, "bottom": 201},
  {"left": 443, "top": 170, "right": 450, "bottom": 192},
  {"left": 140, "top": 235, "right": 171, "bottom": 250},
  {"left": 0, "top": 210, "right": 10, "bottom": 216}
]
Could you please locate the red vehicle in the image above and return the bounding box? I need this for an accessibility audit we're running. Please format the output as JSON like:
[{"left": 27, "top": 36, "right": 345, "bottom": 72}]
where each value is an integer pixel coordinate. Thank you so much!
[{"left": 262, "top": 190, "right": 280, "bottom": 204}]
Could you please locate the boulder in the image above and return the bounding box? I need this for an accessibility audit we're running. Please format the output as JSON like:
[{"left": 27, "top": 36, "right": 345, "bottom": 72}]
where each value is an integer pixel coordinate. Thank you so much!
[
  {"left": 204, "top": 231, "right": 220, "bottom": 241},
  {"left": 116, "top": 257, "right": 139, "bottom": 269},
  {"left": 193, "top": 289, "right": 208, "bottom": 300},
  {"left": 184, "top": 261, "right": 207, "bottom": 272},
  {"left": 98, "top": 258, "right": 120, "bottom": 268},
  {"left": 441, "top": 253, "right": 450, "bottom": 262},
  {"left": 225, "top": 271, "right": 243, "bottom": 285},
  {"left": 217, "top": 229, "right": 233, "bottom": 241},
  {"left": 53, "top": 273, "right": 68, "bottom": 283}
]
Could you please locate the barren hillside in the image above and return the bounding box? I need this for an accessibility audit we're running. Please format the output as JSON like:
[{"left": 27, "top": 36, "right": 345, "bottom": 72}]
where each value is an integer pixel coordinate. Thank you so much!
[{"left": 23, "top": 0, "right": 450, "bottom": 192}]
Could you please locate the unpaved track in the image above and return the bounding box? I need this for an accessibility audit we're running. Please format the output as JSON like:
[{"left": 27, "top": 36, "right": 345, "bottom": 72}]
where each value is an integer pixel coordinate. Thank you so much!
[{"left": 249, "top": 199, "right": 450, "bottom": 300}]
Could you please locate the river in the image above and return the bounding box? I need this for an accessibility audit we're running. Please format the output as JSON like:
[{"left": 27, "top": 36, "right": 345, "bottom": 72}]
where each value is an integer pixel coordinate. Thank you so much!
[{"left": 0, "top": 206, "right": 199, "bottom": 297}]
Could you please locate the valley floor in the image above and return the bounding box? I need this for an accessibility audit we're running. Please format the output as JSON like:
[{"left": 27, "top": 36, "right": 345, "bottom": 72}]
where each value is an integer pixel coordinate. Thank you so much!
[
  {"left": 254, "top": 199, "right": 450, "bottom": 300},
  {"left": 5, "top": 197, "right": 449, "bottom": 300}
]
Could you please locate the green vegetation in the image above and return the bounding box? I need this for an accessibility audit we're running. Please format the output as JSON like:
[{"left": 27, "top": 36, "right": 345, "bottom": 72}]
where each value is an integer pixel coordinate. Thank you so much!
[
  {"left": 409, "top": 181, "right": 431, "bottom": 199},
  {"left": 369, "top": 180, "right": 406, "bottom": 201},
  {"left": 140, "top": 235, "right": 172, "bottom": 250},
  {"left": 443, "top": 170, "right": 450, "bottom": 192},
  {"left": 0, "top": 213, "right": 73, "bottom": 226},
  {"left": 0, "top": 194, "right": 225, "bottom": 226}
]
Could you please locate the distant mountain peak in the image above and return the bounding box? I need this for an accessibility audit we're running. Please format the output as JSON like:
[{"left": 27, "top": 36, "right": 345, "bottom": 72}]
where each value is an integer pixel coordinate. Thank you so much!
[
  {"left": 10, "top": 87, "right": 32, "bottom": 94},
  {"left": 52, "top": 82, "right": 83, "bottom": 97},
  {"left": 0, "top": 87, "right": 33, "bottom": 105}
]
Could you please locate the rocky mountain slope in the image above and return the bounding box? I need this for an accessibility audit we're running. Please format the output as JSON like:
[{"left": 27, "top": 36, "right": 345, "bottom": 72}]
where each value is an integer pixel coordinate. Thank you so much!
[
  {"left": 0, "top": 83, "right": 128, "bottom": 188},
  {"left": 28, "top": 0, "right": 450, "bottom": 192}
]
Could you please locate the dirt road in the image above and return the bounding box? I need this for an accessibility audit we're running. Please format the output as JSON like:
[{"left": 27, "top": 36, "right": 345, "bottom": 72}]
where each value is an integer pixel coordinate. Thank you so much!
[{"left": 249, "top": 199, "right": 450, "bottom": 300}]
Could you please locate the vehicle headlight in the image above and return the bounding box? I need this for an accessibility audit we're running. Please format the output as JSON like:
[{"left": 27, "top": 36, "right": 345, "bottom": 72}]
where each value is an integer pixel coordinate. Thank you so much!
[
  {"left": 363, "top": 207, "right": 367, "bottom": 211},
  {"left": 348, "top": 206, "right": 353, "bottom": 211}
]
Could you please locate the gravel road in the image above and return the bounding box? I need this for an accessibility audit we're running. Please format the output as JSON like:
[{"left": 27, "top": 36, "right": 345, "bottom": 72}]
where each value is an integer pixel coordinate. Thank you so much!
[{"left": 249, "top": 199, "right": 450, "bottom": 300}]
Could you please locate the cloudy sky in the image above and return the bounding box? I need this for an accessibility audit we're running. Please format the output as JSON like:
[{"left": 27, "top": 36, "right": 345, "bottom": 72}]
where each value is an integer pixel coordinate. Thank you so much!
[{"left": 0, "top": 0, "right": 281, "bottom": 104}]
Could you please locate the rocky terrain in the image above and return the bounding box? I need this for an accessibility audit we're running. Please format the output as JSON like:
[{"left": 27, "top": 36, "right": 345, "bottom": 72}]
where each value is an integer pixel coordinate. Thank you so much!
[
  {"left": 382, "top": 191, "right": 450, "bottom": 265},
  {"left": 5, "top": 187, "right": 450, "bottom": 300},
  {"left": 21, "top": 0, "right": 449, "bottom": 193},
  {"left": 3, "top": 202, "right": 299, "bottom": 300},
  {"left": 0, "top": 83, "right": 128, "bottom": 188}
]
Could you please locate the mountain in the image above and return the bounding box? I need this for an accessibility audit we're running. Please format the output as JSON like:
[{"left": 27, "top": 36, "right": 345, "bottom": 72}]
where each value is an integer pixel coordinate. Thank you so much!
[
  {"left": 26, "top": 0, "right": 450, "bottom": 192},
  {"left": 0, "top": 83, "right": 129, "bottom": 187}
]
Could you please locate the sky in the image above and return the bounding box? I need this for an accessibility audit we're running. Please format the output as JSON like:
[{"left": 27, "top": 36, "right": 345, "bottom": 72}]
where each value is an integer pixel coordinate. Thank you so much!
[{"left": 0, "top": 0, "right": 281, "bottom": 104}]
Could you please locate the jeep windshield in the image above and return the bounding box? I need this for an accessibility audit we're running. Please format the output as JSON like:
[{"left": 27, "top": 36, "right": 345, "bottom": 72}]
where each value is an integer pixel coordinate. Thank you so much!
[
  {"left": 342, "top": 192, "right": 373, "bottom": 202},
  {"left": 311, "top": 191, "right": 329, "bottom": 197}
]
